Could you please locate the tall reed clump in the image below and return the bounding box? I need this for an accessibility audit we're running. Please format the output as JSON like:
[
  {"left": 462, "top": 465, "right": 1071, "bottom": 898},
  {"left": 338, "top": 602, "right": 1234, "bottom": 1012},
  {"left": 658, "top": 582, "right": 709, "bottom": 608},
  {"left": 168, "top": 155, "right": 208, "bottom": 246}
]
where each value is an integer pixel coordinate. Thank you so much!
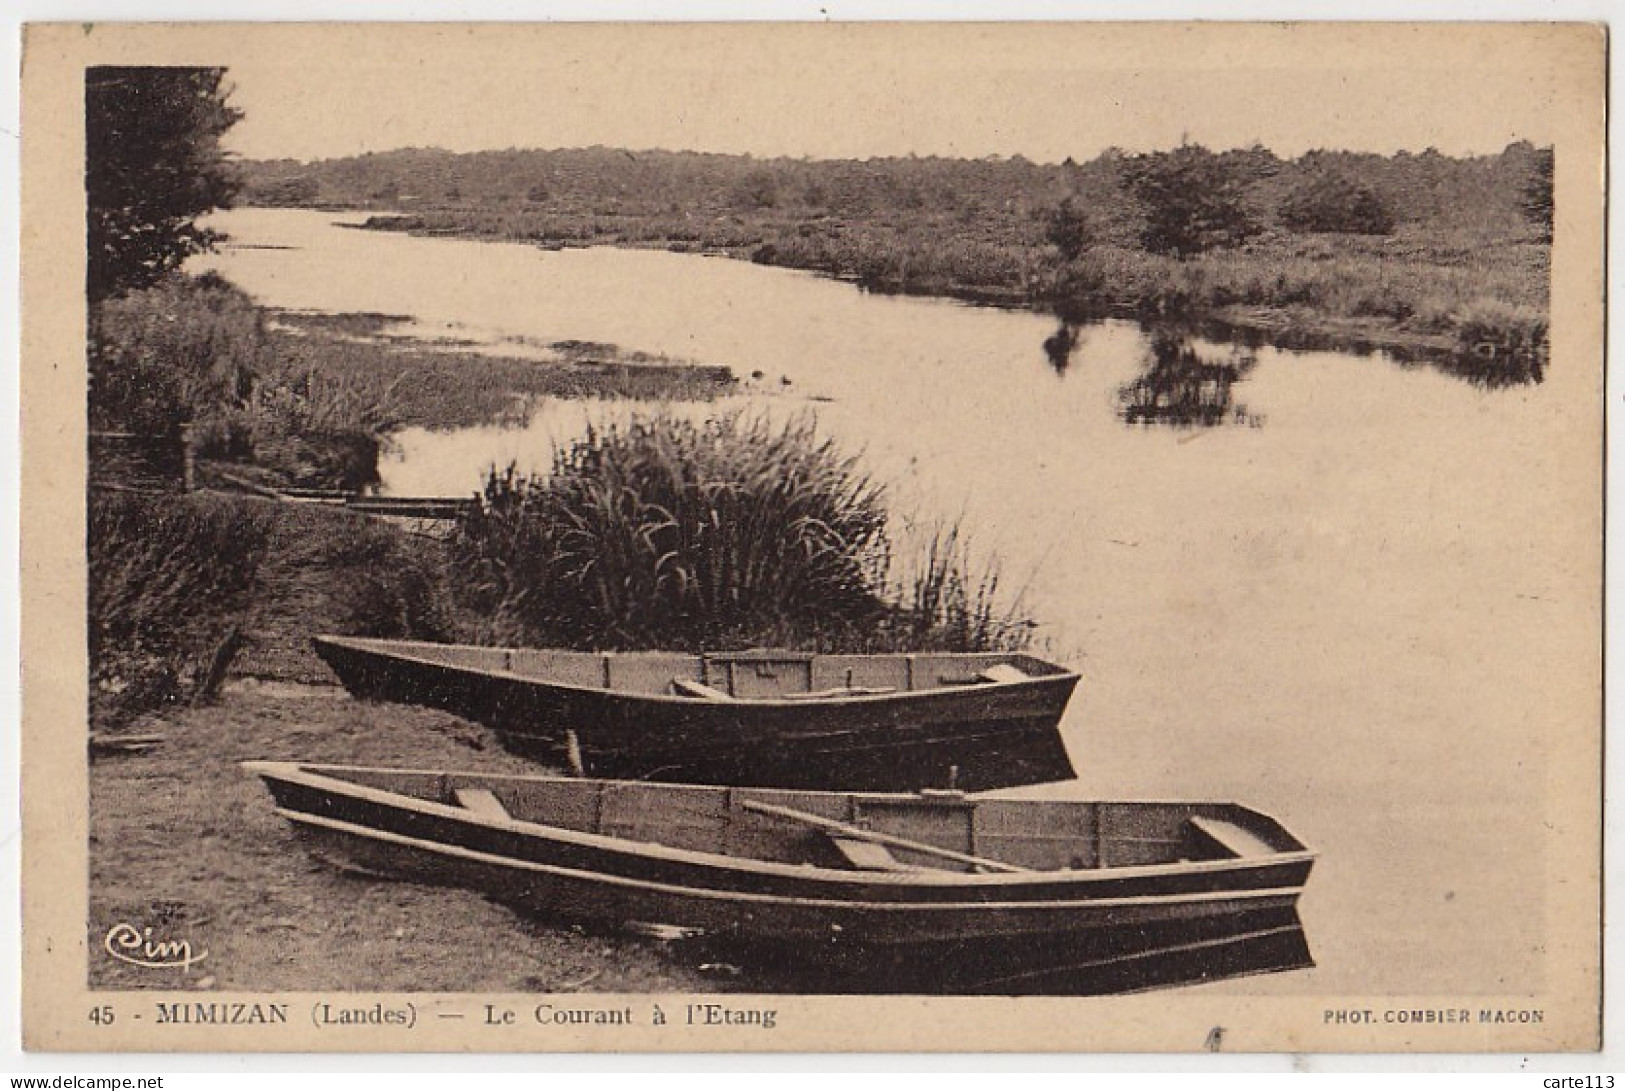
[
  {"left": 453, "top": 412, "right": 891, "bottom": 650},
  {"left": 449, "top": 412, "right": 1039, "bottom": 653},
  {"left": 878, "top": 521, "right": 1036, "bottom": 654},
  {"left": 88, "top": 492, "right": 276, "bottom": 728}
]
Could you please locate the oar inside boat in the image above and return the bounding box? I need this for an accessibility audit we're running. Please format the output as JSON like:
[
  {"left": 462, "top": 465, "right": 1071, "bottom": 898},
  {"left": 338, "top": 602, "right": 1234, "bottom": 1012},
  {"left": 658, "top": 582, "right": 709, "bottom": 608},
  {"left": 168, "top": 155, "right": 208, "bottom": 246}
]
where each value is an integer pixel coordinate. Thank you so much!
[{"left": 739, "top": 799, "right": 1033, "bottom": 874}]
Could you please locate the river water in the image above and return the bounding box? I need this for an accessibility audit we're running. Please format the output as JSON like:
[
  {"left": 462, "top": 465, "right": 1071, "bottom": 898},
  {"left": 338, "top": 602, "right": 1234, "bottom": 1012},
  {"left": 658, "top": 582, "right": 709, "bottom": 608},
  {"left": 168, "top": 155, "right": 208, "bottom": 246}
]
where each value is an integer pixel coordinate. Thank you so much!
[{"left": 196, "top": 208, "right": 1598, "bottom": 996}]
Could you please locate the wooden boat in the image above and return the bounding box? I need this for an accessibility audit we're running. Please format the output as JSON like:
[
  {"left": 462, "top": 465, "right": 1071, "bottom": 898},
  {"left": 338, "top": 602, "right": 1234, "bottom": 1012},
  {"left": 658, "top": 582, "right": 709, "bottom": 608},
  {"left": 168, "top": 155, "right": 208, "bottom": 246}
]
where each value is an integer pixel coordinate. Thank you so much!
[
  {"left": 310, "top": 636, "right": 1081, "bottom": 791},
  {"left": 244, "top": 762, "right": 1315, "bottom": 992}
]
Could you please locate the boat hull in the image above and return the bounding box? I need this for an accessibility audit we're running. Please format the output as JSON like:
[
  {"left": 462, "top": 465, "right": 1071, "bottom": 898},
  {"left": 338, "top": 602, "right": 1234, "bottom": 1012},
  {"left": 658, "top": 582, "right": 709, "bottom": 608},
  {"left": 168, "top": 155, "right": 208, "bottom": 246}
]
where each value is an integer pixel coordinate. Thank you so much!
[
  {"left": 249, "top": 763, "right": 1315, "bottom": 988},
  {"left": 709, "top": 908, "right": 1315, "bottom": 995},
  {"left": 312, "top": 637, "right": 1079, "bottom": 791}
]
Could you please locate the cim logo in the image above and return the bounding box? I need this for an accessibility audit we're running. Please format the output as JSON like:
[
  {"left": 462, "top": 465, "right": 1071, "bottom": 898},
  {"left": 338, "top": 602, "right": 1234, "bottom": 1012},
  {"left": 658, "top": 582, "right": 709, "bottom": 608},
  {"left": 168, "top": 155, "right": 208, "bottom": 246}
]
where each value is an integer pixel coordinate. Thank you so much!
[{"left": 103, "top": 921, "right": 209, "bottom": 973}]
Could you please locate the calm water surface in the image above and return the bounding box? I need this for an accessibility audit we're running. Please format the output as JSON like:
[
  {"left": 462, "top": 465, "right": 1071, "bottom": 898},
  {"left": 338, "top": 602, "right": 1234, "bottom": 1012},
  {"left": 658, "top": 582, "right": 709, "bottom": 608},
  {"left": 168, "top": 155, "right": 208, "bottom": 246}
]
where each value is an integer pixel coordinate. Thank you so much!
[{"left": 197, "top": 208, "right": 1597, "bottom": 996}]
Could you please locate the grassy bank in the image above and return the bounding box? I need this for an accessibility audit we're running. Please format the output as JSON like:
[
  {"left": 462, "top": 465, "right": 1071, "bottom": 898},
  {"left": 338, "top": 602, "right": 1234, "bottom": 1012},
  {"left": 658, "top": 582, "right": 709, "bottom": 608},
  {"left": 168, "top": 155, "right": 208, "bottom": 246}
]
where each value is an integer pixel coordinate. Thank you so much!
[
  {"left": 91, "top": 274, "right": 738, "bottom": 495},
  {"left": 1046, "top": 230, "right": 1547, "bottom": 359},
  {"left": 240, "top": 142, "right": 1552, "bottom": 376},
  {"left": 347, "top": 207, "right": 1547, "bottom": 371}
]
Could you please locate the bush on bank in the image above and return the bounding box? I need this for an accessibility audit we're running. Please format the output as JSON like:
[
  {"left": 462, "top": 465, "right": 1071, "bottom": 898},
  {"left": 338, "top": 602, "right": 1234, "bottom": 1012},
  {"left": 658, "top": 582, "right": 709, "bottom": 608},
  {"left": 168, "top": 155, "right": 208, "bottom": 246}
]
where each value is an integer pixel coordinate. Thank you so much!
[{"left": 89, "top": 491, "right": 276, "bottom": 728}]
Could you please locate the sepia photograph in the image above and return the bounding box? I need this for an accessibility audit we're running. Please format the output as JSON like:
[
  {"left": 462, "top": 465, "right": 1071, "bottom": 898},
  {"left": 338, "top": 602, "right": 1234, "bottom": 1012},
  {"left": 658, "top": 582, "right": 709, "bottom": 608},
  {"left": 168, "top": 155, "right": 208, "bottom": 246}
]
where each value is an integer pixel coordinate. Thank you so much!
[{"left": 17, "top": 20, "right": 1606, "bottom": 1053}]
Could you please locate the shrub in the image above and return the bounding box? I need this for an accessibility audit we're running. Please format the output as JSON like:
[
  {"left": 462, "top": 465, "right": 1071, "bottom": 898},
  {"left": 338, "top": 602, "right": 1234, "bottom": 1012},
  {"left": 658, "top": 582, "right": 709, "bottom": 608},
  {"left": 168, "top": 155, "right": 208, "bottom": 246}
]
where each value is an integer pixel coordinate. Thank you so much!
[
  {"left": 1045, "top": 197, "right": 1093, "bottom": 262},
  {"left": 265, "top": 506, "right": 459, "bottom": 641},
  {"left": 1449, "top": 298, "right": 1549, "bottom": 385},
  {"left": 1279, "top": 173, "right": 1397, "bottom": 235},
  {"left": 89, "top": 272, "right": 267, "bottom": 438},
  {"left": 88, "top": 492, "right": 275, "bottom": 728},
  {"left": 1120, "top": 144, "right": 1262, "bottom": 258}
]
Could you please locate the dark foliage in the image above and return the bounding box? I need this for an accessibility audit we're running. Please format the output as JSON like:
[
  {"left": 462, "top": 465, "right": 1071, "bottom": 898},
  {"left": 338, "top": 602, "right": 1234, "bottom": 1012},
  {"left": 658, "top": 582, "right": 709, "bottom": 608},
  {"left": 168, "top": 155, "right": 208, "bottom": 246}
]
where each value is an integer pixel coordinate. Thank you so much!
[
  {"left": 1519, "top": 147, "right": 1554, "bottom": 238},
  {"left": 86, "top": 67, "right": 242, "bottom": 301},
  {"left": 1119, "top": 144, "right": 1263, "bottom": 258},
  {"left": 88, "top": 272, "right": 265, "bottom": 438},
  {"left": 89, "top": 492, "right": 274, "bottom": 727},
  {"left": 1118, "top": 333, "right": 1259, "bottom": 427},
  {"left": 1044, "top": 196, "right": 1093, "bottom": 261},
  {"left": 1279, "top": 173, "right": 1397, "bottom": 235}
]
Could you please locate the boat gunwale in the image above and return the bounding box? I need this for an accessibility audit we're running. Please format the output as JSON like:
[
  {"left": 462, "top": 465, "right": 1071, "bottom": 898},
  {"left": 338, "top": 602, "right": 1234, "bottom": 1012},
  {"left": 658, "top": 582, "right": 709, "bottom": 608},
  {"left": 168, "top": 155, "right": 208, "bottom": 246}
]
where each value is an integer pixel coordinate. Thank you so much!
[
  {"left": 274, "top": 804, "right": 1312, "bottom": 916},
  {"left": 245, "top": 761, "right": 1317, "bottom": 888},
  {"left": 312, "top": 634, "right": 1082, "bottom": 709}
]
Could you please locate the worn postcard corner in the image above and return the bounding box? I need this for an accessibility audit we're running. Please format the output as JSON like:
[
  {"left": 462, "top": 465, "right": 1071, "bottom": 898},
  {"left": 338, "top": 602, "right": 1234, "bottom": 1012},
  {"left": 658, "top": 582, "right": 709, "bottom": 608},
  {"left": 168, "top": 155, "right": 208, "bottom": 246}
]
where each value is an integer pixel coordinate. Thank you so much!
[{"left": 18, "top": 20, "right": 1606, "bottom": 1055}]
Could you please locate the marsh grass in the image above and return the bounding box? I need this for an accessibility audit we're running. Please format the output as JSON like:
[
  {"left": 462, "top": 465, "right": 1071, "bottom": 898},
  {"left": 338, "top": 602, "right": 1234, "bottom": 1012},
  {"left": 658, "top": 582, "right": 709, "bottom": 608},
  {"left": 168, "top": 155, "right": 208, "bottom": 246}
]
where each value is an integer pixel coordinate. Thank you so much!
[
  {"left": 450, "top": 412, "right": 1037, "bottom": 653},
  {"left": 1053, "top": 231, "right": 1548, "bottom": 329},
  {"left": 265, "top": 313, "right": 734, "bottom": 433},
  {"left": 453, "top": 413, "right": 889, "bottom": 649},
  {"left": 877, "top": 521, "right": 1036, "bottom": 654}
]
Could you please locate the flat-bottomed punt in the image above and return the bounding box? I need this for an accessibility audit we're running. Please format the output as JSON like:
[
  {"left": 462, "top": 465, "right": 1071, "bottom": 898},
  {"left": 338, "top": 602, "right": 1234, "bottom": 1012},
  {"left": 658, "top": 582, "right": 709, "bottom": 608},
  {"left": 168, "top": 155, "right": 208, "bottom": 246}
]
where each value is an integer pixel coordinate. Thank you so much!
[
  {"left": 245, "top": 761, "right": 1315, "bottom": 993},
  {"left": 311, "top": 636, "right": 1080, "bottom": 791}
]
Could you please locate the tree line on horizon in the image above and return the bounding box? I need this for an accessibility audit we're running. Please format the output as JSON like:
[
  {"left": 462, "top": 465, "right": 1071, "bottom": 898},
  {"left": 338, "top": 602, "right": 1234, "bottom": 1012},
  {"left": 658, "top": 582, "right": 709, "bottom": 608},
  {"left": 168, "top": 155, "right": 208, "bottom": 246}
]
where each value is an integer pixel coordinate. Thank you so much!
[
  {"left": 238, "top": 139, "right": 1555, "bottom": 252},
  {"left": 81, "top": 60, "right": 1554, "bottom": 302}
]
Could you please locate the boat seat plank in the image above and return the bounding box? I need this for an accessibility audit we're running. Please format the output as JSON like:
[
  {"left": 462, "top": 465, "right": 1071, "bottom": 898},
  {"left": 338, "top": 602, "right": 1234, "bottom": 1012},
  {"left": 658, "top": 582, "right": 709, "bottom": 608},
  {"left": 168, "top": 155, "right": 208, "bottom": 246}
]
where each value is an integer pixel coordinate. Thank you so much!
[
  {"left": 454, "top": 787, "right": 512, "bottom": 820},
  {"left": 829, "top": 836, "right": 909, "bottom": 871},
  {"left": 670, "top": 679, "right": 735, "bottom": 701},
  {"left": 1187, "top": 816, "right": 1276, "bottom": 858},
  {"left": 977, "top": 664, "right": 1032, "bottom": 685},
  {"left": 827, "top": 836, "right": 945, "bottom": 872}
]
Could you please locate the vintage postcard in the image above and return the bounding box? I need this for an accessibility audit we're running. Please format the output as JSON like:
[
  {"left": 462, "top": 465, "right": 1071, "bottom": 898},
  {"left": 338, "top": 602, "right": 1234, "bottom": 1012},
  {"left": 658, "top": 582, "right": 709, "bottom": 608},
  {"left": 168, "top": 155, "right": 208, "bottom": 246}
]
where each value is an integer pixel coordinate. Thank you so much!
[{"left": 19, "top": 22, "right": 1605, "bottom": 1053}]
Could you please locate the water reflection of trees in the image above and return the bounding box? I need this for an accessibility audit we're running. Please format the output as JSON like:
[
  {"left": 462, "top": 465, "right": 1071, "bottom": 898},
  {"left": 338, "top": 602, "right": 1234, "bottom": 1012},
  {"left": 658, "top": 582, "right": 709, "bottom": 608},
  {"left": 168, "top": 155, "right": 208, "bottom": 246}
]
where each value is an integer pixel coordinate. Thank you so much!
[
  {"left": 1045, "top": 313, "right": 1546, "bottom": 394},
  {"left": 1118, "top": 332, "right": 1261, "bottom": 428},
  {"left": 1161, "top": 315, "right": 1546, "bottom": 389},
  {"left": 1043, "top": 322, "right": 1080, "bottom": 374}
]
